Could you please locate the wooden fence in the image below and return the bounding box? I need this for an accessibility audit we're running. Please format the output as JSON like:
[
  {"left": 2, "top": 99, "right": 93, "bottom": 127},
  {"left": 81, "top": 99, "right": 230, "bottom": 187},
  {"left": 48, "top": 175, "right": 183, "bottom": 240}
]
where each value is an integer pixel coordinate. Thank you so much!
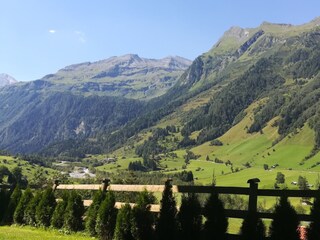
[
  {"left": 53, "top": 178, "right": 320, "bottom": 222},
  {"left": 2, "top": 178, "right": 316, "bottom": 239}
]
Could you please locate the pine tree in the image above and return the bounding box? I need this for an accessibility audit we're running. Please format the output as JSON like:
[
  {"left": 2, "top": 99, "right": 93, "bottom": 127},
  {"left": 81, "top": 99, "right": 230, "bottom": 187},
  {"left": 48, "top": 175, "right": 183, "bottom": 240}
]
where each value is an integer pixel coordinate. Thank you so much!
[
  {"left": 14, "top": 188, "right": 33, "bottom": 224},
  {"left": 0, "top": 188, "right": 10, "bottom": 223},
  {"left": 51, "top": 191, "right": 68, "bottom": 229},
  {"left": 114, "top": 203, "right": 134, "bottom": 240},
  {"left": 131, "top": 190, "right": 155, "bottom": 240},
  {"left": 64, "top": 191, "right": 85, "bottom": 231},
  {"left": 86, "top": 190, "right": 105, "bottom": 236},
  {"left": 240, "top": 212, "right": 266, "bottom": 240},
  {"left": 203, "top": 192, "right": 228, "bottom": 240},
  {"left": 306, "top": 196, "right": 320, "bottom": 240},
  {"left": 177, "top": 193, "right": 202, "bottom": 240},
  {"left": 24, "top": 190, "right": 42, "bottom": 226},
  {"left": 269, "top": 196, "right": 299, "bottom": 240},
  {"left": 155, "top": 179, "right": 178, "bottom": 240},
  {"left": 95, "top": 191, "right": 117, "bottom": 240},
  {"left": 3, "top": 185, "right": 22, "bottom": 224},
  {"left": 35, "top": 188, "right": 56, "bottom": 227}
]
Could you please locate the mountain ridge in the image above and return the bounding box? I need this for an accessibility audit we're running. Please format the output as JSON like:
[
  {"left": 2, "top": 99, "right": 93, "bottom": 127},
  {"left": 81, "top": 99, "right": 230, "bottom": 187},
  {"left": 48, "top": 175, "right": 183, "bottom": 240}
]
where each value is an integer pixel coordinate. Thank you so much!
[
  {"left": 40, "top": 54, "right": 191, "bottom": 99},
  {"left": 0, "top": 73, "right": 18, "bottom": 87},
  {"left": 1, "top": 18, "right": 320, "bottom": 159}
]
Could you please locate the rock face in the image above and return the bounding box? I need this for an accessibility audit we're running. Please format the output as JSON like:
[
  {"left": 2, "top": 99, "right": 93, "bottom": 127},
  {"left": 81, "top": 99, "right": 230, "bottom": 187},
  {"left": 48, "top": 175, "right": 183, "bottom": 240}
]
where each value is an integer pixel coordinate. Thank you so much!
[
  {"left": 43, "top": 54, "right": 192, "bottom": 99},
  {"left": 0, "top": 73, "right": 17, "bottom": 87}
]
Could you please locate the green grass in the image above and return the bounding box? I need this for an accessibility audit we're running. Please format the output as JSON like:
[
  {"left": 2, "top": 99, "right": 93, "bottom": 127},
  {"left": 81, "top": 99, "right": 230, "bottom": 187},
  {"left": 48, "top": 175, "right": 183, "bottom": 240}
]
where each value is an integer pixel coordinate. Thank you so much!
[
  {"left": 0, "top": 226, "right": 92, "bottom": 240},
  {"left": 0, "top": 156, "right": 57, "bottom": 182}
]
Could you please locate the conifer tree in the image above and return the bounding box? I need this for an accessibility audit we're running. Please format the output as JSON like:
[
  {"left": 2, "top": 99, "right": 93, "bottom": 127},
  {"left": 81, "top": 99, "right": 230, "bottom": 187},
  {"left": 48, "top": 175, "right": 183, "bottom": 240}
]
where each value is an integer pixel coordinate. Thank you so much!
[
  {"left": 203, "top": 192, "right": 228, "bottom": 240},
  {"left": 86, "top": 190, "right": 105, "bottom": 236},
  {"left": 155, "top": 179, "right": 178, "bottom": 240},
  {"left": 35, "top": 188, "right": 56, "bottom": 227},
  {"left": 269, "top": 196, "right": 299, "bottom": 240},
  {"left": 131, "top": 190, "right": 155, "bottom": 240},
  {"left": 64, "top": 190, "right": 85, "bottom": 231},
  {"left": 177, "top": 193, "right": 202, "bottom": 240},
  {"left": 24, "top": 190, "right": 42, "bottom": 226},
  {"left": 240, "top": 212, "right": 266, "bottom": 240},
  {"left": 95, "top": 191, "right": 117, "bottom": 240},
  {"left": 3, "top": 185, "right": 22, "bottom": 224},
  {"left": 114, "top": 203, "right": 134, "bottom": 240},
  {"left": 14, "top": 188, "right": 33, "bottom": 224},
  {"left": 306, "top": 196, "right": 320, "bottom": 240},
  {"left": 51, "top": 191, "right": 68, "bottom": 229},
  {"left": 0, "top": 188, "right": 10, "bottom": 223}
]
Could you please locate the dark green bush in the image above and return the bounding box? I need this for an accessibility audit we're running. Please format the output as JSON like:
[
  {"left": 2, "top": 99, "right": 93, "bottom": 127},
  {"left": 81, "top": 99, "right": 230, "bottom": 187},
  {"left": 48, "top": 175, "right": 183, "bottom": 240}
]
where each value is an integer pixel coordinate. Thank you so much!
[
  {"left": 95, "top": 191, "right": 117, "bottom": 240},
  {"left": 155, "top": 180, "right": 178, "bottom": 240},
  {"left": 14, "top": 188, "right": 33, "bottom": 224},
  {"left": 203, "top": 192, "right": 228, "bottom": 240},
  {"left": 35, "top": 188, "right": 56, "bottom": 227},
  {"left": 113, "top": 204, "right": 134, "bottom": 240},
  {"left": 85, "top": 190, "right": 106, "bottom": 236},
  {"left": 269, "top": 196, "right": 299, "bottom": 240},
  {"left": 177, "top": 193, "right": 202, "bottom": 240},
  {"left": 64, "top": 191, "right": 85, "bottom": 231}
]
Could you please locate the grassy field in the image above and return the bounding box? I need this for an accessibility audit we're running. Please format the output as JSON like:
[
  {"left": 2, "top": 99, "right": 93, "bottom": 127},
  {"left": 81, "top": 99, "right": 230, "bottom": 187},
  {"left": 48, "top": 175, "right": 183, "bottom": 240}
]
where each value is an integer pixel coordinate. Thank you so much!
[
  {"left": 0, "top": 226, "right": 92, "bottom": 240},
  {"left": 0, "top": 155, "right": 57, "bottom": 182}
]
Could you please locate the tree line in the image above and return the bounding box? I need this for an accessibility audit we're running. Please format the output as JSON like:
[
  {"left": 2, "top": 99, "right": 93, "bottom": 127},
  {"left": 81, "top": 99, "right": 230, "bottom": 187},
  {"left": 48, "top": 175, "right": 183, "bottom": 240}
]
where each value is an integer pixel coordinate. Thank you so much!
[{"left": 1, "top": 181, "right": 320, "bottom": 239}]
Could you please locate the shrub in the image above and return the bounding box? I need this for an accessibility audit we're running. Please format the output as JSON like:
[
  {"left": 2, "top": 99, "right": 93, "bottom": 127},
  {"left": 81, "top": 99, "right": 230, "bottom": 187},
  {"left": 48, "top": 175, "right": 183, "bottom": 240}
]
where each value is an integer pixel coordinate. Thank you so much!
[
  {"left": 0, "top": 188, "right": 11, "bottom": 223},
  {"left": 306, "top": 196, "right": 320, "bottom": 240},
  {"left": 64, "top": 191, "right": 85, "bottom": 231},
  {"left": 3, "top": 185, "right": 22, "bottom": 224},
  {"left": 269, "top": 196, "right": 299, "bottom": 240},
  {"left": 131, "top": 190, "right": 155, "bottom": 240},
  {"left": 210, "top": 139, "right": 223, "bottom": 146},
  {"left": 203, "top": 192, "right": 228, "bottom": 240},
  {"left": 240, "top": 212, "right": 266, "bottom": 240},
  {"left": 113, "top": 204, "right": 134, "bottom": 240},
  {"left": 155, "top": 180, "right": 178, "bottom": 240},
  {"left": 51, "top": 191, "right": 68, "bottom": 229},
  {"left": 95, "top": 191, "right": 117, "bottom": 240},
  {"left": 276, "top": 172, "right": 285, "bottom": 184},
  {"left": 85, "top": 190, "right": 106, "bottom": 236},
  {"left": 24, "top": 190, "right": 43, "bottom": 226},
  {"left": 35, "top": 188, "right": 56, "bottom": 227},
  {"left": 177, "top": 193, "right": 202, "bottom": 240},
  {"left": 14, "top": 188, "right": 33, "bottom": 224}
]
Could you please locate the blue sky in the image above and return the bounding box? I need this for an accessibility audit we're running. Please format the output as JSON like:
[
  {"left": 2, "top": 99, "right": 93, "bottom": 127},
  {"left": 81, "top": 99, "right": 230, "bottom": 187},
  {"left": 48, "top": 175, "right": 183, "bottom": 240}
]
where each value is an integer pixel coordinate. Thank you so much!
[{"left": 1, "top": 0, "right": 319, "bottom": 81}]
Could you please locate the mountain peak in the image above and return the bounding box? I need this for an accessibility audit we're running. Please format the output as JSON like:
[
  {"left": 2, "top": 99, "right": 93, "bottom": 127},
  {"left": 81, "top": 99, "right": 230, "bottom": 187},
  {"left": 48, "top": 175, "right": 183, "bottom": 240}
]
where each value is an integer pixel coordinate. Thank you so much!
[
  {"left": 223, "top": 26, "right": 249, "bottom": 40},
  {"left": 111, "top": 54, "right": 143, "bottom": 63},
  {"left": 0, "top": 73, "right": 18, "bottom": 87}
]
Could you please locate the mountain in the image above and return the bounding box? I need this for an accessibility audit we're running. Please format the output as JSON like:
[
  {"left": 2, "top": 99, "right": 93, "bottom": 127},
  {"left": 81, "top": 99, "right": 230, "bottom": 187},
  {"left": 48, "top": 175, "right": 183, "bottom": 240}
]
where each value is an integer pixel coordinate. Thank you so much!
[
  {"left": 0, "top": 55, "right": 190, "bottom": 154},
  {"left": 1, "top": 17, "right": 320, "bottom": 165},
  {"left": 84, "top": 17, "right": 320, "bottom": 172},
  {"left": 0, "top": 73, "right": 17, "bottom": 87},
  {"left": 42, "top": 54, "right": 191, "bottom": 99}
]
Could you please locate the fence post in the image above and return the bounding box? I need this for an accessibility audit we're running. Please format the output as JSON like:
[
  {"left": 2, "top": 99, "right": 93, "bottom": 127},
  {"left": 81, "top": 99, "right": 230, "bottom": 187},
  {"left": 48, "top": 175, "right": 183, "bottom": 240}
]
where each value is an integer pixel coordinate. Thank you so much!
[
  {"left": 247, "top": 178, "right": 260, "bottom": 215},
  {"left": 102, "top": 178, "right": 110, "bottom": 192},
  {"left": 52, "top": 179, "right": 59, "bottom": 192}
]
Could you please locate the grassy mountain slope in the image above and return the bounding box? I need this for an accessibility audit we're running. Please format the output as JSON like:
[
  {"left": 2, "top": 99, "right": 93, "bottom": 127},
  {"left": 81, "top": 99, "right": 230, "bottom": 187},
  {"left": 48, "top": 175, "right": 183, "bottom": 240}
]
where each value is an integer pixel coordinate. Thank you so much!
[{"left": 90, "top": 18, "right": 320, "bottom": 186}]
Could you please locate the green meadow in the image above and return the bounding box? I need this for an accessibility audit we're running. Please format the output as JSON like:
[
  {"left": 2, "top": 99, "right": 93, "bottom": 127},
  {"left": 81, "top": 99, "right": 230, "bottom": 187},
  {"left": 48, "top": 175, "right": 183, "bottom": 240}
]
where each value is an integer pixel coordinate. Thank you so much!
[{"left": 0, "top": 226, "right": 92, "bottom": 240}]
